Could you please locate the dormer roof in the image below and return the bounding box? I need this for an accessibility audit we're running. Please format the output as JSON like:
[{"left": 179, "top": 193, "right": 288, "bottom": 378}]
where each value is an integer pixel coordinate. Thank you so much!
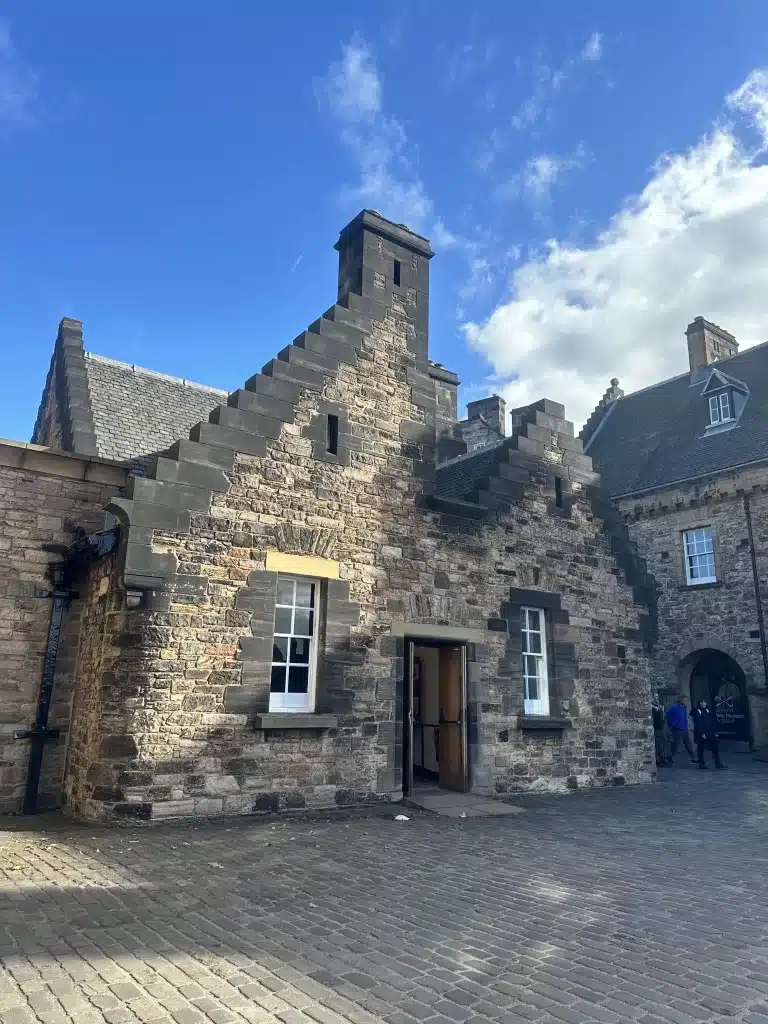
[{"left": 701, "top": 367, "right": 749, "bottom": 395}]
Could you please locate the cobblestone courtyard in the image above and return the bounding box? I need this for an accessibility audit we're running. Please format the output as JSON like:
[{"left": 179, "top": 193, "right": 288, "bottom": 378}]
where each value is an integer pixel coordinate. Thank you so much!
[{"left": 3, "top": 759, "right": 768, "bottom": 1024}]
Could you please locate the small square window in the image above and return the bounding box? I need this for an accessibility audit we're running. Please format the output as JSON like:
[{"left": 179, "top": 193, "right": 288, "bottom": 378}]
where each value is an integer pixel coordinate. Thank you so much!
[
  {"left": 270, "top": 575, "right": 319, "bottom": 711},
  {"left": 683, "top": 527, "right": 716, "bottom": 585},
  {"left": 708, "top": 391, "right": 732, "bottom": 425}
]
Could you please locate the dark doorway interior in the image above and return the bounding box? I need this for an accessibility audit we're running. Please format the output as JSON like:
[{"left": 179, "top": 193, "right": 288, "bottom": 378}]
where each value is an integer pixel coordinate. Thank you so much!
[
  {"left": 405, "top": 641, "right": 467, "bottom": 796},
  {"left": 689, "top": 650, "right": 751, "bottom": 745}
]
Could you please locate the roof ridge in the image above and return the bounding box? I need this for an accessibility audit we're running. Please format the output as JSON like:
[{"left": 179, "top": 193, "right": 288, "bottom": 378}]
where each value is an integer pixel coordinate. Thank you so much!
[
  {"left": 617, "top": 338, "right": 768, "bottom": 403},
  {"left": 85, "top": 351, "right": 229, "bottom": 396}
]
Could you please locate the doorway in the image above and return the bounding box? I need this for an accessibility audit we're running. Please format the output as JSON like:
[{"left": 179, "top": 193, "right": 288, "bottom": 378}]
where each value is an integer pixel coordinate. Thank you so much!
[
  {"left": 689, "top": 649, "right": 751, "bottom": 745},
  {"left": 404, "top": 641, "right": 467, "bottom": 796}
]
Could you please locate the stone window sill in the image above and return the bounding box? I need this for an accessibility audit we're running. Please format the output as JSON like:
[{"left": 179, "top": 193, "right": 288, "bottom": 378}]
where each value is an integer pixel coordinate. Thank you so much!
[
  {"left": 677, "top": 581, "right": 722, "bottom": 591},
  {"left": 254, "top": 713, "right": 338, "bottom": 730},
  {"left": 518, "top": 715, "right": 572, "bottom": 732}
]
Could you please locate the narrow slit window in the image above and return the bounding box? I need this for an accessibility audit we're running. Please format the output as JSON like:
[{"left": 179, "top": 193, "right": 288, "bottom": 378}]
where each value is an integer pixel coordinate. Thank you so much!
[
  {"left": 393, "top": 259, "right": 401, "bottom": 287},
  {"left": 554, "top": 477, "right": 563, "bottom": 509},
  {"left": 326, "top": 414, "right": 339, "bottom": 456}
]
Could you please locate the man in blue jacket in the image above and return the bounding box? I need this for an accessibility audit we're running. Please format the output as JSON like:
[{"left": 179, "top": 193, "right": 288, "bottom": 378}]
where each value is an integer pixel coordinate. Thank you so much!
[
  {"left": 690, "top": 699, "right": 725, "bottom": 770},
  {"left": 666, "top": 698, "right": 696, "bottom": 763}
]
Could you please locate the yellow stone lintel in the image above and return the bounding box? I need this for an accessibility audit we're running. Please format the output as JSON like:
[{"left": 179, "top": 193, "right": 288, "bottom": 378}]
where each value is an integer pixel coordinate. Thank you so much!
[{"left": 265, "top": 550, "right": 340, "bottom": 579}]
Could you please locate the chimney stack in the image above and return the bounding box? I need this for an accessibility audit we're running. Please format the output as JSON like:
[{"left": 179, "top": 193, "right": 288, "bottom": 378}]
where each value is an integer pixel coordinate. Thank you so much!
[
  {"left": 466, "top": 395, "right": 506, "bottom": 437},
  {"left": 686, "top": 317, "right": 738, "bottom": 375}
]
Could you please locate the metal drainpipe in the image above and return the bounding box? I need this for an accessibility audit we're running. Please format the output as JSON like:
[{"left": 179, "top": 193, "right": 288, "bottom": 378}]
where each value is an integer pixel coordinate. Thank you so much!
[
  {"left": 13, "top": 528, "right": 119, "bottom": 814},
  {"left": 743, "top": 493, "right": 768, "bottom": 691},
  {"left": 14, "top": 565, "right": 70, "bottom": 813}
]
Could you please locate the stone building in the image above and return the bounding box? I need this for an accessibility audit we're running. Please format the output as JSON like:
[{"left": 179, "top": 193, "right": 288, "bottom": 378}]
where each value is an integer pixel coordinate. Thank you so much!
[
  {"left": 584, "top": 317, "right": 768, "bottom": 749},
  {"left": 0, "top": 210, "right": 656, "bottom": 821}
]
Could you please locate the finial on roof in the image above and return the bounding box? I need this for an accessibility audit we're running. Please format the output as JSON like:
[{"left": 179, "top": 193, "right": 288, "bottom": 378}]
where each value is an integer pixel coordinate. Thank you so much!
[{"left": 610, "top": 377, "right": 619, "bottom": 387}]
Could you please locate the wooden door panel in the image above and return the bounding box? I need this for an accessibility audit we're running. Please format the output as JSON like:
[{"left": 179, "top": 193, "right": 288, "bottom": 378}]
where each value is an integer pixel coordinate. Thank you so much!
[{"left": 438, "top": 647, "right": 465, "bottom": 792}]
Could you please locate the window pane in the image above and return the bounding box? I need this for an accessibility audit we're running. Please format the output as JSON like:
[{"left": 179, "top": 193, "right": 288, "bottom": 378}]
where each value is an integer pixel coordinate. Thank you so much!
[
  {"left": 528, "top": 631, "right": 542, "bottom": 654},
  {"left": 290, "top": 637, "right": 310, "bottom": 663},
  {"left": 295, "top": 581, "right": 314, "bottom": 607},
  {"left": 293, "top": 608, "right": 314, "bottom": 636},
  {"left": 526, "top": 609, "right": 540, "bottom": 631},
  {"left": 276, "top": 578, "right": 294, "bottom": 605},
  {"left": 270, "top": 665, "right": 287, "bottom": 693},
  {"left": 720, "top": 393, "right": 730, "bottom": 419},
  {"left": 525, "top": 675, "right": 539, "bottom": 700},
  {"left": 288, "top": 665, "right": 309, "bottom": 693},
  {"left": 709, "top": 395, "right": 719, "bottom": 423},
  {"left": 272, "top": 637, "right": 288, "bottom": 663},
  {"left": 521, "top": 631, "right": 529, "bottom": 653},
  {"left": 274, "top": 607, "right": 293, "bottom": 634}
]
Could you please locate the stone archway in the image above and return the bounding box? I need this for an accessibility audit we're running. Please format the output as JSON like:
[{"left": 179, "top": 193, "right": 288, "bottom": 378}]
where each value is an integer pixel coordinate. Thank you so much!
[{"left": 678, "top": 647, "right": 751, "bottom": 745}]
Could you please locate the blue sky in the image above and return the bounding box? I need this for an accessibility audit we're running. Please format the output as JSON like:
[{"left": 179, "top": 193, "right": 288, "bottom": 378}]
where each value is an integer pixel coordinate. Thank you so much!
[{"left": 3, "top": 3, "right": 768, "bottom": 440}]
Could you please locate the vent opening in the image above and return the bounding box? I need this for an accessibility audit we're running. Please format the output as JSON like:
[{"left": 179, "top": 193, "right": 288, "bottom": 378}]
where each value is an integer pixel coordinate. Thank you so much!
[{"left": 326, "top": 414, "right": 339, "bottom": 456}]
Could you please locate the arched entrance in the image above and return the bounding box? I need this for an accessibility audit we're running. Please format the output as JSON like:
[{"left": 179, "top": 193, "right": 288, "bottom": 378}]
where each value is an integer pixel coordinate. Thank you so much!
[{"left": 688, "top": 650, "right": 751, "bottom": 744}]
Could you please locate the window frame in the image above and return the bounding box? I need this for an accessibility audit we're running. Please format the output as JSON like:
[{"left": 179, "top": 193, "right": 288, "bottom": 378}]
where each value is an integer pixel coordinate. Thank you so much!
[
  {"left": 683, "top": 527, "right": 717, "bottom": 586},
  {"left": 708, "top": 390, "right": 732, "bottom": 426},
  {"left": 521, "top": 607, "right": 550, "bottom": 716},
  {"left": 269, "top": 575, "right": 320, "bottom": 713}
]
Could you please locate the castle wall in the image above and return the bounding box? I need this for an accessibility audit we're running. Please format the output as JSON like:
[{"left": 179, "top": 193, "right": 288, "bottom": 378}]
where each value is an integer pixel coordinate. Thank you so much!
[
  {"left": 63, "top": 288, "right": 655, "bottom": 822},
  {"left": 0, "top": 440, "right": 125, "bottom": 812}
]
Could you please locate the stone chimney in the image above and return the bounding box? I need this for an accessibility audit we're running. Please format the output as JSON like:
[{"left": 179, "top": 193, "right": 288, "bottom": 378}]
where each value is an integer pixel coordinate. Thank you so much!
[
  {"left": 686, "top": 317, "right": 738, "bottom": 375},
  {"left": 466, "top": 395, "right": 506, "bottom": 437},
  {"left": 334, "top": 209, "right": 433, "bottom": 371}
]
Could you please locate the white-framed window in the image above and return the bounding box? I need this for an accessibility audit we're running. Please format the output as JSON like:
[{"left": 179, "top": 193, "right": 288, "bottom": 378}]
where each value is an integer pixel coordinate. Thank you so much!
[
  {"left": 270, "top": 575, "right": 319, "bottom": 712},
  {"left": 683, "top": 527, "right": 716, "bottom": 585},
  {"left": 521, "top": 607, "right": 550, "bottom": 716},
  {"left": 708, "top": 392, "right": 732, "bottom": 425}
]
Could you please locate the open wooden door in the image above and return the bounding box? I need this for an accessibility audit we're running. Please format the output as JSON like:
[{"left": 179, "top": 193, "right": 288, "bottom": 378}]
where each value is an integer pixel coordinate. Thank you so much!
[{"left": 438, "top": 646, "right": 466, "bottom": 791}]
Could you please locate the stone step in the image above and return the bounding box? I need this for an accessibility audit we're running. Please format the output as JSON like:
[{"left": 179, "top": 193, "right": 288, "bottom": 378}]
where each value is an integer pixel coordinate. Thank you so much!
[
  {"left": 228, "top": 388, "right": 296, "bottom": 424},
  {"left": 261, "top": 358, "right": 324, "bottom": 393},
  {"left": 292, "top": 330, "right": 359, "bottom": 368},
  {"left": 307, "top": 316, "right": 366, "bottom": 351},
  {"left": 190, "top": 421, "right": 268, "bottom": 458},
  {"left": 209, "top": 404, "right": 283, "bottom": 439},
  {"left": 323, "top": 302, "right": 371, "bottom": 334},
  {"left": 154, "top": 457, "right": 230, "bottom": 493},
  {"left": 276, "top": 343, "right": 342, "bottom": 377},
  {"left": 166, "top": 439, "right": 237, "bottom": 472},
  {"left": 243, "top": 372, "right": 303, "bottom": 406}
]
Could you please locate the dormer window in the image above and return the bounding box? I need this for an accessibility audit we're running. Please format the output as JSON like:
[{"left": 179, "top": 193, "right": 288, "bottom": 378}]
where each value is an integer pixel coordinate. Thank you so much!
[{"left": 708, "top": 391, "right": 732, "bottom": 425}]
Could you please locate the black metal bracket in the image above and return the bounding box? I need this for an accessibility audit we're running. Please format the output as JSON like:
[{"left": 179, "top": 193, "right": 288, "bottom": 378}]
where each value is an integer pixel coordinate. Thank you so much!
[{"left": 14, "top": 727, "right": 61, "bottom": 742}]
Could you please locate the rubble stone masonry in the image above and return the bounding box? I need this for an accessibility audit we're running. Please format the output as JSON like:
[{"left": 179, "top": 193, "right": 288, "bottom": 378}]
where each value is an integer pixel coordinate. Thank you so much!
[
  {"left": 617, "top": 465, "right": 768, "bottom": 744},
  {"left": 61, "top": 214, "right": 656, "bottom": 822},
  {"left": 0, "top": 440, "right": 125, "bottom": 813}
]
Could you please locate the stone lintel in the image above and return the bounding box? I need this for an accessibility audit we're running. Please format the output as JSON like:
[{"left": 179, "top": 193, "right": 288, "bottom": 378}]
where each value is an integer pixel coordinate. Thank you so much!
[{"left": 265, "top": 550, "right": 340, "bottom": 579}]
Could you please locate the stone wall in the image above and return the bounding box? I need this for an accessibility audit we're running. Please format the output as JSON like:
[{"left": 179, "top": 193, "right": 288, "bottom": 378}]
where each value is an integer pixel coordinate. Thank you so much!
[
  {"left": 0, "top": 440, "right": 125, "bottom": 813},
  {"left": 63, "top": 237, "right": 656, "bottom": 821},
  {"left": 618, "top": 465, "right": 768, "bottom": 744}
]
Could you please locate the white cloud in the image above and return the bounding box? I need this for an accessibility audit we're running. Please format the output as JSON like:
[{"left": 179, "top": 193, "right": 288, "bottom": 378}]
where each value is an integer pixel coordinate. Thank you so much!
[
  {"left": 316, "top": 36, "right": 433, "bottom": 230},
  {"left": 581, "top": 33, "right": 603, "bottom": 62},
  {"left": 462, "top": 69, "right": 768, "bottom": 429},
  {"left": 0, "top": 19, "right": 37, "bottom": 125},
  {"left": 510, "top": 33, "right": 606, "bottom": 134},
  {"left": 496, "top": 145, "right": 589, "bottom": 206}
]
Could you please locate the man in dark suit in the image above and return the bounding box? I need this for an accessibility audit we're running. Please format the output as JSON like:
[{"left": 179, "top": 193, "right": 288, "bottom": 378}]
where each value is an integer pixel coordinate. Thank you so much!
[{"left": 690, "top": 700, "right": 725, "bottom": 770}]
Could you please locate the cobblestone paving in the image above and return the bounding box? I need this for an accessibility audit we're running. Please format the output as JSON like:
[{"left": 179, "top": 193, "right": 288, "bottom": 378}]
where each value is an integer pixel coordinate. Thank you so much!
[{"left": 2, "top": 757, "right": 768, "bottom": 1024}]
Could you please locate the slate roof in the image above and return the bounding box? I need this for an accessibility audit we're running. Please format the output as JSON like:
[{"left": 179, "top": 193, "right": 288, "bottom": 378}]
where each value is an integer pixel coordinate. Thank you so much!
[
  {"left": 435, "top": 438, "right": 508, "bottom": 500},
  {"left": 585, "top": 340, "right": 768, "bottom": 497},
  {"left": 83, "top": 354, "right": 227, "bottom": 470}
]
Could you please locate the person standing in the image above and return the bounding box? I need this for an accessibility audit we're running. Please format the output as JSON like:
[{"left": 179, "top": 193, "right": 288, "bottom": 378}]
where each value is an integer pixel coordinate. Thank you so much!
[
  {"left": 666, "top": 697, "right": 697, "bottom": 763},
  {"left": 690, "top": 699, "right": 725, "bottom": 770},
  {"left": 651, "top": 694, "right": 671, "bottom": 766}
]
